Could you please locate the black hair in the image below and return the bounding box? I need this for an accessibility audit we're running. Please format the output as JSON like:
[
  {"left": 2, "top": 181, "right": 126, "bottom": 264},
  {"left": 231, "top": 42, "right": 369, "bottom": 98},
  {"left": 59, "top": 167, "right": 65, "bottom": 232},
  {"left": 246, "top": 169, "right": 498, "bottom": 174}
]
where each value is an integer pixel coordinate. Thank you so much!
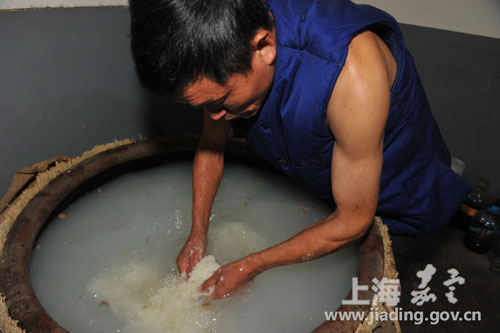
[{"left": 129, "top": 0, "right": 274, "bottom": 97}]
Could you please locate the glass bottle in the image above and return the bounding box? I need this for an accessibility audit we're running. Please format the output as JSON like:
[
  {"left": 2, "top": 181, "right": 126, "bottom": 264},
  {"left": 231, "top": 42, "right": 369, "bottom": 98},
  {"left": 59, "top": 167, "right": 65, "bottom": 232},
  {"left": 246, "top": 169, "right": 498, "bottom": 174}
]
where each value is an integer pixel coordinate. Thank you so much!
[
  {"left": 464, "top": 205, "right": 500, "bottom": 254},
  {"left": 452, "top": 177, "right": 495, "bottom": 230}
]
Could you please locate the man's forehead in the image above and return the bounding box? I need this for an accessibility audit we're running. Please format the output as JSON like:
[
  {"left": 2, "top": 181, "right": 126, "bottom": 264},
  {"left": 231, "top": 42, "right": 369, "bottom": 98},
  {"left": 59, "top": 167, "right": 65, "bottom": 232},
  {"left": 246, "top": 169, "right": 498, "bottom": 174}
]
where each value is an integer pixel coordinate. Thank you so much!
[{"left": 182, "top": 77, "right": 229, "bottom": 107}]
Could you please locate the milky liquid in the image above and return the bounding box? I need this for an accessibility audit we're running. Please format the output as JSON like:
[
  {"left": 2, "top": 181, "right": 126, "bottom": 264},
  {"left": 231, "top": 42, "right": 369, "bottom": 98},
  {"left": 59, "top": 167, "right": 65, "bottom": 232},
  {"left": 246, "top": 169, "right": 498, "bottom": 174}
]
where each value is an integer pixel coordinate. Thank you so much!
[{"left": 30, "top": 161, "right": 359, "bottom": 332}]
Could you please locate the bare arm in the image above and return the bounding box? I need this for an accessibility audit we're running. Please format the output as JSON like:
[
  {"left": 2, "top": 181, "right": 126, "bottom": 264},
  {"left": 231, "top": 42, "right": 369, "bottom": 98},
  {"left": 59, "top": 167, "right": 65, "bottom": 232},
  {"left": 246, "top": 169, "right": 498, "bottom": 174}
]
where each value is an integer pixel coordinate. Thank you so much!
[
  {"left": 200, "top": 31, "right": 394, "bottom": 298},
  {"left": 177, "top": 110, "right": 230, "bottom": 277}
]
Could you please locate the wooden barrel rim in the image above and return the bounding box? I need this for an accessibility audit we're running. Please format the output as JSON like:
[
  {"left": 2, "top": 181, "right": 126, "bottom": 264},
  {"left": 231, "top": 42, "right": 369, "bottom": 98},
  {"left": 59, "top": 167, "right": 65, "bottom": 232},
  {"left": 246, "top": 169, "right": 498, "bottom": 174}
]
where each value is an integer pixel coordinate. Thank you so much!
[{"left": 0, "top": 136, "right": 384, "bottom": 332}]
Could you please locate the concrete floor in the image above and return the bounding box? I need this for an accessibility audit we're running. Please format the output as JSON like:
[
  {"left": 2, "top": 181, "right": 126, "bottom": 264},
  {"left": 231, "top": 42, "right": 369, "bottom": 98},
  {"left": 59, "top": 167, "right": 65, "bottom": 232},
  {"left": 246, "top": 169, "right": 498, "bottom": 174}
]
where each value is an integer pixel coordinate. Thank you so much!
[{"left": 396, "top": 224, "right": 500, "bottom": 332}]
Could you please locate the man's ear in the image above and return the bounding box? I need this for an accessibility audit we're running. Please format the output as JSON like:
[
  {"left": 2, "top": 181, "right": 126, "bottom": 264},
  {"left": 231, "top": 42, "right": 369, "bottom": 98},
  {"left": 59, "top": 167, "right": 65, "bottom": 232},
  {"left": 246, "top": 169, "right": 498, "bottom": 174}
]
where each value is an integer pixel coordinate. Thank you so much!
[{"left": 251, "top": 28, "right": 276, "bottom": 66}]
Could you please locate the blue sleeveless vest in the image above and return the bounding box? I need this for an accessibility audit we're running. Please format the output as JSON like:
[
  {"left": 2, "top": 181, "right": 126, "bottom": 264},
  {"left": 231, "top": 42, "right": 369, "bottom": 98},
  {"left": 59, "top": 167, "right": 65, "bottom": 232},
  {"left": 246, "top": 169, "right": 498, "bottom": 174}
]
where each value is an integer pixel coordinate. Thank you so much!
[{"left": 231, "top": 0, "right": 470, "bottom": 235}]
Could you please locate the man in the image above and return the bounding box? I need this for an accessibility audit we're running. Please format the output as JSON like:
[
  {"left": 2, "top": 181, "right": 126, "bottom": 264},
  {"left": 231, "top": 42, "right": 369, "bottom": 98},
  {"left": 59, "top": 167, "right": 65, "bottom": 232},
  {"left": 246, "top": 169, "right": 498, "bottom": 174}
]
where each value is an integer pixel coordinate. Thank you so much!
[{"left": 129, "top": 0, "right": 469, "bottom": 299}]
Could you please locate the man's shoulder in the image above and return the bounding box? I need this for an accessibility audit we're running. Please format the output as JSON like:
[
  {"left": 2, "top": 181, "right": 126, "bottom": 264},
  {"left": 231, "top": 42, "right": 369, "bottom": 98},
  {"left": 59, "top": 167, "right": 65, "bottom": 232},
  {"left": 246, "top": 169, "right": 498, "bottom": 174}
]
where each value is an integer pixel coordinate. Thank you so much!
[
  {"left": 325, "top": 30, "right": 394, "bottom": 143},
  {"left": 331, "top": 30, "right": 397, "bottom": 107}
]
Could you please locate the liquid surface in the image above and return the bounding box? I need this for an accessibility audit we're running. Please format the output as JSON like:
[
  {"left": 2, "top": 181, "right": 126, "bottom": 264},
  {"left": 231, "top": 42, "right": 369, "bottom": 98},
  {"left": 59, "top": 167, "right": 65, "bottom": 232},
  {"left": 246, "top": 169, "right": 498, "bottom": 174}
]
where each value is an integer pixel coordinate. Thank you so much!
[{"left": 30, "top": 161, "right": 359, "bottom": 332}]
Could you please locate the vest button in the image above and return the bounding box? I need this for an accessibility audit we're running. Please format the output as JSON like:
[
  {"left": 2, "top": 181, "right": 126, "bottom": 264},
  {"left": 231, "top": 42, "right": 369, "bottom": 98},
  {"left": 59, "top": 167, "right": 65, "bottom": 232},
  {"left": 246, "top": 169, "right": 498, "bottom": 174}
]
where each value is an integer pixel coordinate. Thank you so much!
[{"left": 278, "top": 159, "right": 288, "bottom": 167}]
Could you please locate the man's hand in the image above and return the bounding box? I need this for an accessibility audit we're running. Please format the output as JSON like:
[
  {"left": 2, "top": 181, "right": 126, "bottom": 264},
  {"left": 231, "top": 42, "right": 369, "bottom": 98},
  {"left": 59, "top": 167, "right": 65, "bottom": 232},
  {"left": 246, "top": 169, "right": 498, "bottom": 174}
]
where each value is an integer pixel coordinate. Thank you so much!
[
  {"left": 176, "top": 232, "right": 207, "bottom": 278},
  {"left": 199, "top": 255, "right": 262, "bottom": 299}
]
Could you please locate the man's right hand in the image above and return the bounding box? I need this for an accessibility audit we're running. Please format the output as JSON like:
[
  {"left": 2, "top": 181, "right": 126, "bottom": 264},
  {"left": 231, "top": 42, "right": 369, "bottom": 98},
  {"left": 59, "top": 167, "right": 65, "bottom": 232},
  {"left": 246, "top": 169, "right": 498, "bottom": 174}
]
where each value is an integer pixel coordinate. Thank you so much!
[{"left": 176, "top": 231, "right": 208, "bottom": 278}]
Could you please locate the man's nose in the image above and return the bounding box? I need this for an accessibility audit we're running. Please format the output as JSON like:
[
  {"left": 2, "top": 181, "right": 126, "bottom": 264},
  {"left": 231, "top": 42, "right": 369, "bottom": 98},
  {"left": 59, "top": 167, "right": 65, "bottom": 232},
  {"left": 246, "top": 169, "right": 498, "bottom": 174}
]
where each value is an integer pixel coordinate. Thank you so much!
[{"left": 206, "top": 108, "right": 227, "bottom": 120}]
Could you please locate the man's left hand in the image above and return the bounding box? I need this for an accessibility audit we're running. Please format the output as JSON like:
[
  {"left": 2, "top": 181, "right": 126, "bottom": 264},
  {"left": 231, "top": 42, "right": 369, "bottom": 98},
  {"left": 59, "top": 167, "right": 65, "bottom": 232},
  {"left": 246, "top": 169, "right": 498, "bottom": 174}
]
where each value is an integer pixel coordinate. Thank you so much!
[{"left": 199, "top": 255, "right": 263, "bottom": 299}]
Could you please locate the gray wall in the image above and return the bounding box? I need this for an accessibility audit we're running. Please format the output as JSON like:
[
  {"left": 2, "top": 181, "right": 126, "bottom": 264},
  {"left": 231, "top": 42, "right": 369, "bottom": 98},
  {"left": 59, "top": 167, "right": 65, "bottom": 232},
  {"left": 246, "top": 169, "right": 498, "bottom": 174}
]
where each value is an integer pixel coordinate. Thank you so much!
[
  {"left": 354, "top": 0, "right": 500, "bottom": 39},
  {"left": 400, "top": 25, "right": 500, "bottom": 196},
  {"left": 0, "top": 7, "right": 202, "bottom": 198},
  {"left": 0, "top": 7, "right": 499, "bottom": 199}
]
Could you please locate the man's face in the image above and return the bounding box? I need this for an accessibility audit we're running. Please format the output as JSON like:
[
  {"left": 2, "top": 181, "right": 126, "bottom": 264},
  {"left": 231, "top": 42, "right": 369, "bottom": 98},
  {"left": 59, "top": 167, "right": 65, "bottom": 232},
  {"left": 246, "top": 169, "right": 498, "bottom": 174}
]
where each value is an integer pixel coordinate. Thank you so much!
[
  {"left": 181, "top": 28, "right": 276, "bottom": 121},
  {"left": 182, "top": 66, "right": 274, "bottom": 121}
]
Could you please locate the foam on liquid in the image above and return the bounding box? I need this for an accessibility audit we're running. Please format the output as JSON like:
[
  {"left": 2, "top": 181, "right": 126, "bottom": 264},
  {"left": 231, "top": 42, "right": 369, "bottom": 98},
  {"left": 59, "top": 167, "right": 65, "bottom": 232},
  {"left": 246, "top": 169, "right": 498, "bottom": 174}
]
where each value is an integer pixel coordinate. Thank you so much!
[
  {"left": 87, "top": 221, "right": 268, "bottom": 333},
  {"left": 88, "top": 255, "right": 220, "bottom": 333}
]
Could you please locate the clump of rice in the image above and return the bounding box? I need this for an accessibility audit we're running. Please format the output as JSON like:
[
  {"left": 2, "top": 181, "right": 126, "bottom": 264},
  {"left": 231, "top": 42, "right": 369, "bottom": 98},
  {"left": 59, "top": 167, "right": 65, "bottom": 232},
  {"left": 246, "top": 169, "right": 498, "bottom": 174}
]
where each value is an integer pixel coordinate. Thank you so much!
[
  {"left": 88, "top": 222, "right": 268, "bottom": 332},
  {"left": 88, "top": 255, "right": 220, "bottom": 333}
]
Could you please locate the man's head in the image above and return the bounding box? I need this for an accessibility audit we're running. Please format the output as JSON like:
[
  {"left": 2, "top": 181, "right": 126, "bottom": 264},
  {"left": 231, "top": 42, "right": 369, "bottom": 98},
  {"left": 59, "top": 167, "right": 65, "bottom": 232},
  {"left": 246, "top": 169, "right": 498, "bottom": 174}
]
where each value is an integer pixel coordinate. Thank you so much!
[{"left": 129, "top": 0, "right": 276, "bottom": 120}]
